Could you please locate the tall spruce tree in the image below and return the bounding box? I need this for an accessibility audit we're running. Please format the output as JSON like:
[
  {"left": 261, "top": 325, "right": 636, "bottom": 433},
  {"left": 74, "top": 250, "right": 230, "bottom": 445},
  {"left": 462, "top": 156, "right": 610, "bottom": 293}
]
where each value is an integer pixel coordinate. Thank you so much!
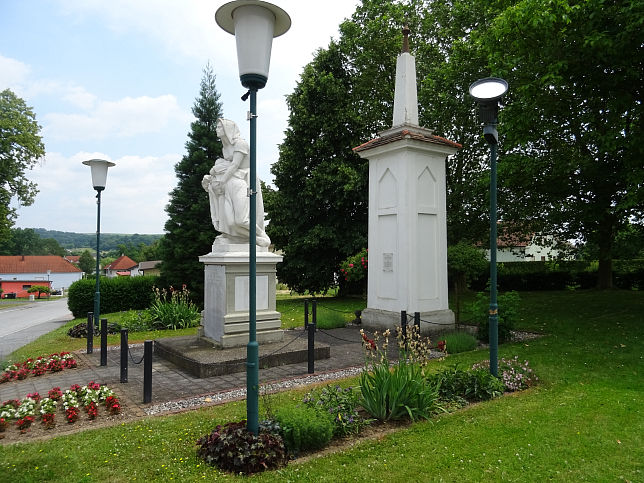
[{"left": 159, "top": 64, "right": 223, "bottom": 302}]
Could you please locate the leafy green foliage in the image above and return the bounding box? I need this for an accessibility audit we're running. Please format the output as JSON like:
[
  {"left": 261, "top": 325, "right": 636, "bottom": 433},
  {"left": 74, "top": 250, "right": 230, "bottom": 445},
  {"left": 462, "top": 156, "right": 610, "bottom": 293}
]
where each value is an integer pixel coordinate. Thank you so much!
[
  {"left": 67, "top": 276, "right": 157, "bottom": 318},
  {"left": 274, "top": 405, "right": 334, "bottom": 454},
  {"left": 303, "top": 385, "right": 368, "bottom": 437},
  {"left": 472, "top": 357, "right": 539, "bottom": 391},
  {"left": 466, "top": 290, "right": 521, "bottom": 343},
  {"left": 265, "top": 43, "right": 369, "bottom": 294},
  {"left": 77, "top": 249, "right": 95, "bottom": 275},
  {"left": 159, "top": 64, "right": 223, "bottom": 304},
  {"left": 0, "top": 228, "right": 65, "bottom": 256},
  {"left": 441, "top": 331, "right": 478, "bottom": 354},
  {"left": 148, "top": 286, "right": 200, "bottom": 330},
  {"left": 427, "top": 364, "right": 505, "bottom": 403},
  {"left": 26, "top": 285, "right": 51, "bottom": 298},
  {"left": 196, "top": 420, "right": 288, "bottom": 474},
  {"left": 0, "top": 89, "right": 45, "bottom": 242}
]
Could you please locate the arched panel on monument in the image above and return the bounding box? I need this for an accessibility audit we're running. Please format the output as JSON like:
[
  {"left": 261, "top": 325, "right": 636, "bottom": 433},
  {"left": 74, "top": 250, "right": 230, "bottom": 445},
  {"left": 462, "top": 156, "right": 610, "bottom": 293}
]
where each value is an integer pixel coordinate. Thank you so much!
[
  {"left": 417, "top": 165, "right": 437, "bottom": 212},
  {"left": 378, "top": 167, "right": 398, "bottom": 209}
]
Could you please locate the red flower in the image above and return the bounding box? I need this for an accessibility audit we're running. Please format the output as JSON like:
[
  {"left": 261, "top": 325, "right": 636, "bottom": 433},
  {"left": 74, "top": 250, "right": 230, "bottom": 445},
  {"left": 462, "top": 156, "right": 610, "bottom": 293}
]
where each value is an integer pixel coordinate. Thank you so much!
[
  {"left": 437, "top": 340, "right": 447, "bottom": 352},
  {"left": 66, "top": 407, "right": 79, "bottom": 423}
]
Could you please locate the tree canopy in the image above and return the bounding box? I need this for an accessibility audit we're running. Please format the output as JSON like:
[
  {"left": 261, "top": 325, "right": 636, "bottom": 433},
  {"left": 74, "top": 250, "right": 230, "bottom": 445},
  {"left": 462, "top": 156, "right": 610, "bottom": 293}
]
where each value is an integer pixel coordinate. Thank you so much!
[
  {"left": 0, "top": 227, "right": 65, "bottom": 256},
  {"left": 268, "top": 0, "right": 642, "bottom": 291},
  {"left": 159, "top": 64, "right": 223, "bottom": 302},
  {"left": 0, "top": 89, "right": 45, "bottom": 242}
]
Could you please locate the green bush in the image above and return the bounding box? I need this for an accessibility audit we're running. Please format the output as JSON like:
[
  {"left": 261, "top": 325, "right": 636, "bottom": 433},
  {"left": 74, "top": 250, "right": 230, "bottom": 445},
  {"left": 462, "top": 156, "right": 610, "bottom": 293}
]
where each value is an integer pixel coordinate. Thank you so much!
[
  {"left": 196, "top": 420, "right": 287, "bottom": 474},
  {"left": 117, "top": 310, "right": 154, "bottom": 332},
  {"left": 441, "top": 331, "right": 478, "bottom": 354},
  {"left": 67, "top": 276, "right": 157, "bottom": 318},
  {"left": 274, "top": 405, "right": 334, "bottom": 454},
  {"left": 466, "top": 290, "right": 520, "bottom": 343},
  {"left": 427, "top": 365, "right": 505, "bottom": 403},
  {"left": 303, "top": 385, "right": 368, "bottom": 437}
]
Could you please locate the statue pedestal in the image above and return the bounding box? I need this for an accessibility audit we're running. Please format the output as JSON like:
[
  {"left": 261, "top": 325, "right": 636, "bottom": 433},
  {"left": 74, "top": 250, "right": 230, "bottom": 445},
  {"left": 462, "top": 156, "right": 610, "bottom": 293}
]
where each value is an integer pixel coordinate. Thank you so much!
[{"left": 199, "top": 244, "right": 283, "bottom": 348}]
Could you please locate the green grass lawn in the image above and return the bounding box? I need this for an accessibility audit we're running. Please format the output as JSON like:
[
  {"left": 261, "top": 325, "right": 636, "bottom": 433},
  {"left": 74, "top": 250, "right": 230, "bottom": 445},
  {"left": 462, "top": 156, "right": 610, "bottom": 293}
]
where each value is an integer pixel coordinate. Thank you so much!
[{"left": 1, "top": 290, "right": 642, "bottom": 482}]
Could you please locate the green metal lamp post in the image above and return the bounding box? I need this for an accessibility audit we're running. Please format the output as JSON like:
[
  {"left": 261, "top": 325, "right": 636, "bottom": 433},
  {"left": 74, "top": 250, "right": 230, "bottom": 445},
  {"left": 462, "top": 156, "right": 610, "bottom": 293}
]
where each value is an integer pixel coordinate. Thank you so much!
[
  {"left": 215, "top": 0, "right": 291, "bottom": 435},
  {"left": 82, "top": 159, "right": 115, "bottom": 334},
  {"left": 469, "top": 77, "right": 508, "bottom": 377}
]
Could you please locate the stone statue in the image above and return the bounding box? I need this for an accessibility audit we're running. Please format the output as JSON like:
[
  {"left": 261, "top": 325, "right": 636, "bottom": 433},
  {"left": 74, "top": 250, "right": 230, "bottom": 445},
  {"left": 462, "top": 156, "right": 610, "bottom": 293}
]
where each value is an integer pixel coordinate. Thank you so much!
[{"left": 202, "top": 118, "right": 271, "bottom": 247}]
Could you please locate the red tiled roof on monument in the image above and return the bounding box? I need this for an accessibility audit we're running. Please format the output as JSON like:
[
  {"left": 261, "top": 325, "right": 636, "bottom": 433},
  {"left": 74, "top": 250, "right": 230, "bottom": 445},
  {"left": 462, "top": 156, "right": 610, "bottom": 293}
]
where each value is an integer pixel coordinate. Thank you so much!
[{"left": 353, "top": 129, "right": 462, "bottom": 153}]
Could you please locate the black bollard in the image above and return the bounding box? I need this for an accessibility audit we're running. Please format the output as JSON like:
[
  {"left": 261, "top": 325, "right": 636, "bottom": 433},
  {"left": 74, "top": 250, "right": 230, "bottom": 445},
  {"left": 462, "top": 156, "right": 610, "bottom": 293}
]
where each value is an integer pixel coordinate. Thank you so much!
[
  {"left": 143, "top": 340, "right": 152, "bottom": 403},
  {"left": 304, "top": 299, "right": 309, "bottom": 330},
  {"left": 312, "top": 299, "right": 317, "bottom": 331},
  {"left": 100, "top": 318, "right": 108, "bottom": 366},
  {"left": 414, "top": 312, "right": 420, "bottom": 331},
  {"left": 307, "top": 321, "right": 316, "bottom": 374},
  {"left": 120, "top": 329, "right": 128, "bottom": 383},
  {"left": 86, "top": 312, "right": 93, "bottom": 354},
  {"left": 401, "top": 310, "right": 408, "bottom": 352}
]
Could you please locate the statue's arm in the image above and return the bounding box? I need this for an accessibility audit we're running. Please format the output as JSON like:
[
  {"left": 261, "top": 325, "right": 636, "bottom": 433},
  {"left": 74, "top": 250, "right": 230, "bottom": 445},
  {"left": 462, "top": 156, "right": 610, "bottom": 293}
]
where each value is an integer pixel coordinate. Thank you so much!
[{"left": 220, "top": 150, "right": 244, "bottom": 184}]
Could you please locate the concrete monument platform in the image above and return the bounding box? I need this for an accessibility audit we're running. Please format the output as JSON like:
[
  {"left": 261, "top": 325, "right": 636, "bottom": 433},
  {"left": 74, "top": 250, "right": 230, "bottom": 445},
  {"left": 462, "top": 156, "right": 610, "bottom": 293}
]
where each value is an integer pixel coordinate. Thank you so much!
[{"left": 154, "top": 333, "right": 330, "bottom": 379}]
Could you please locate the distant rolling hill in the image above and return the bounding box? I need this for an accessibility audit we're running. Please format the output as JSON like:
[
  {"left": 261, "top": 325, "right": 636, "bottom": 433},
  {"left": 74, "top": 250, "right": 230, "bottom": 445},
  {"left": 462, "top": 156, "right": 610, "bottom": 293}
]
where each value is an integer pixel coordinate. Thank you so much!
[{"left": 32, "top": 228, "right": 163, "bottom": 251}]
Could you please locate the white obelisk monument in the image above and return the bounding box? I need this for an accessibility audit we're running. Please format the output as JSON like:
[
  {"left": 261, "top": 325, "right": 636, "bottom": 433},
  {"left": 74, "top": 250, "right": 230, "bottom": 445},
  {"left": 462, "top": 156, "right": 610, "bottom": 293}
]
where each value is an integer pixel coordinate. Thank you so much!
[{"left": 354, "top": 26, "right": 460, "bottom": 332}]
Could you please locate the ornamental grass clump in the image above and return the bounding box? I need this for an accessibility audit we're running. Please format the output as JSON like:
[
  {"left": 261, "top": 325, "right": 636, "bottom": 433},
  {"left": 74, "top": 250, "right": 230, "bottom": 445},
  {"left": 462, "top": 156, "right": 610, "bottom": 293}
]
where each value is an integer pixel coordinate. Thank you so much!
[
  {"left": 359, "top": 327, "right": 442, "bottom": 422},
  {"left": 149, "top": 285, "right": 200, "bottom": 330},
  {"left": 196, "top": 420, "right": 288, "bottom": 475}
]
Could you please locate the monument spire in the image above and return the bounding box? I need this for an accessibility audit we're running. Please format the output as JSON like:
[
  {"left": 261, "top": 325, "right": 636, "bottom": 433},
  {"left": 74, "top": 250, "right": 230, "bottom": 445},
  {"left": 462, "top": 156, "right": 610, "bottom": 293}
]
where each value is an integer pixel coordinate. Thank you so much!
[{"left": 392, "top": 24, "right": 419, "bottom": 127}]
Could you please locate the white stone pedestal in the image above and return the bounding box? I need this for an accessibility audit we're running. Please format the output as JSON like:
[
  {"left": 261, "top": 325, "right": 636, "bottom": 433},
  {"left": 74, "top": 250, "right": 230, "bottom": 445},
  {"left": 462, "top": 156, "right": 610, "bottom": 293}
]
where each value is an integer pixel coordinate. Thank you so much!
[{"left": 199, "top": 244, "right": 283, "bottom": 348}]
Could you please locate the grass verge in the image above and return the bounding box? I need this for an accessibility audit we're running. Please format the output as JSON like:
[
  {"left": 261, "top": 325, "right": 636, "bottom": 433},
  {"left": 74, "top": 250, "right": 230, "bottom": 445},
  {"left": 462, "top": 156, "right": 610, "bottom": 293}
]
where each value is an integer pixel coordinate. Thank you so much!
[{"left": 1, "top": 290, "right": 642, "bottom": 482}]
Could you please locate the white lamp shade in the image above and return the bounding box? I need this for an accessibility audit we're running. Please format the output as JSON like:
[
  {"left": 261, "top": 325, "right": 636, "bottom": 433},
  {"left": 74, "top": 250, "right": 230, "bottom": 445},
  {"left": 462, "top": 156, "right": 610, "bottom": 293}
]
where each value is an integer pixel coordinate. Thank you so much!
[
  {"left": 82, "top": 159, "right": 115, "bottom": 190},
  {"left": 216, "top": 1, "right": 291, "bottom": 88},
  {"left": 469, "top": 77, "right": 508, "bottom": 102}
]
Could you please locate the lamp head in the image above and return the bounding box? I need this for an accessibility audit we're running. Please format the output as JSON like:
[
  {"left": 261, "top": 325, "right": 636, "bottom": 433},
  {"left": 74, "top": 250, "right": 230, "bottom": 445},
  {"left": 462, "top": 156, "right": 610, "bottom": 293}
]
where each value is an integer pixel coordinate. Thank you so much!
[
  {"left": 216, "top": 0, "right": 291, "bottom": 90},
  {"left": 82, "top": 159, "right": 115, "bottom": 191},
  {"left": 469, "top": 77, "right": 508, "bottom": 130}
]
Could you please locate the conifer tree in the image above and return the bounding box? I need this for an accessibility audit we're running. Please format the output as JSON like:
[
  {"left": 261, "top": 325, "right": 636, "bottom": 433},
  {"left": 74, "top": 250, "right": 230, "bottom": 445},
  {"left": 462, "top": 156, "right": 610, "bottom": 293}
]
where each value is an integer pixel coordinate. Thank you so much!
[{"left": 159, "top": 64, "right": 223, "bottom": 302}]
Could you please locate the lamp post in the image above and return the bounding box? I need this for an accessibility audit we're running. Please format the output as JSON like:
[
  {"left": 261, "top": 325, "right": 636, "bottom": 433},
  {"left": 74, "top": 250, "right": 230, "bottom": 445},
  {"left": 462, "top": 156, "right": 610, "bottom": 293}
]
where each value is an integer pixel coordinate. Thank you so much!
[
  {"left": 82, "top": 159, "right": 115, "bottom": 334},
  {"left": 215, "top": 0, "right": 290, "bottom": 435},
  {"left": 469, "top": 77, "right": 508, "bottom": 377}
]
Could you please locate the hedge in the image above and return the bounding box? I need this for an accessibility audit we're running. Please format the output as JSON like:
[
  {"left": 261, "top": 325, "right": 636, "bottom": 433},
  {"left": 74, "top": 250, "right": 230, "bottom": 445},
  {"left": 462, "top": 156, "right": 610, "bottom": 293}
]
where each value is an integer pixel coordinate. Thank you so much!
[
  {"left": 464, "top": 260, "right": 644, "bottom": 291},
  {"left": 67, "top": 276, "right": 158, "bottom": 318}
]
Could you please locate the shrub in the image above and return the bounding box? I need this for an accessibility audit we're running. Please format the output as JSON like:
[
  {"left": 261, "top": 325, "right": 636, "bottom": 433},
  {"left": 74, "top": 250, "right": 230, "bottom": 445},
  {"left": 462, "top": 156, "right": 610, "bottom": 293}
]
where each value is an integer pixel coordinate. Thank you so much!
[
  {"left": 441, "top": 331, "right": 478, "bottom": 354},
  {"left": 148, "top": 285, "right": 200, "bottom": 330},
  {"left": 466, "top": 290, "right": 520, "bottom": 343},
  {"left": 67, "top": 322, "right": 120, "bottom": 338},
  {"left": 303, "top": 385, "right": 368, "bottom": 437},
  {"left": 117, "top": 310, "right": 154, "bottom": 332},
  {"left": 427, "top": 365, "right": 505, "bottom": 403},
  {"left": 196, "top": 420, "right": 288, "bottom": 474},
  {"left": 274, "top": 405, "right": 334, "bottom": 454},
  {"left": 67, "top": 276, "right": 157, "bottom": 318},
  {"left": 472, "top": 357, "right": 538, "bottom": 391}
]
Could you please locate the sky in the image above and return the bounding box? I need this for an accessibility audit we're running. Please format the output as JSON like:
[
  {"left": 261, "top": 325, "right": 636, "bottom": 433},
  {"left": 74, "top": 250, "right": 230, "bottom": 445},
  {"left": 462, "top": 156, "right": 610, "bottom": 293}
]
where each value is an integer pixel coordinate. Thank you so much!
[{"left": 1, "top": 0, "right": 361, "bottom": 234}]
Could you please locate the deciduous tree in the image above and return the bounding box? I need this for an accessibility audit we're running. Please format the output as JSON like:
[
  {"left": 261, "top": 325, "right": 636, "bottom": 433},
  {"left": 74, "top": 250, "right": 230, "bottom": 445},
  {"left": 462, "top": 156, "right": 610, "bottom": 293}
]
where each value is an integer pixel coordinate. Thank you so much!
[{"left": 0, "top": 89, "right": 45, "bottom": 242}]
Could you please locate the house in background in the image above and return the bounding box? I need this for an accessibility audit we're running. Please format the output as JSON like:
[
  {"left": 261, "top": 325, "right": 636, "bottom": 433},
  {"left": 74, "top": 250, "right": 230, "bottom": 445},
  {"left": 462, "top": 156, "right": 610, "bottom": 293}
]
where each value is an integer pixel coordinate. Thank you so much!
[
  {"left": 64, "top": 255, "right": 81, "bottom": 265},
  {"left": 104, "top": 255, "right": 139, "bottom": 277},
  {"left": 482, "top": 233, "right": 563, "bottom": 262},
  {"left": 0, "top": 255, "right": 83, "bottom": 298},
  {"left": 138, "top": 260, "right": 161, "bottom": 276}
]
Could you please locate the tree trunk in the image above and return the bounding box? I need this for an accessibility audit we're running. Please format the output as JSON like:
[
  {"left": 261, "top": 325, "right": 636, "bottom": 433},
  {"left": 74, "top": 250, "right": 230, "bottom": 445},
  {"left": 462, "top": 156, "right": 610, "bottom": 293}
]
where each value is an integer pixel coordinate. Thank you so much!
[{"left": 597, "top": 224, "right": 614, "bottom": 289}]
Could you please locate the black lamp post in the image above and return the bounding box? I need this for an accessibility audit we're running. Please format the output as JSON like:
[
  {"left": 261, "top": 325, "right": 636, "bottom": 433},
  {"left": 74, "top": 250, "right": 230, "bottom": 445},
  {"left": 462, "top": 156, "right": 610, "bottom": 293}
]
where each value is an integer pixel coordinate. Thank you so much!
[
  {"left": 215, "top": 0, "right": 290, "bottom": 436},
  {"left": 82, "top": 159, "right": 115, "bottom": 333},
  {"left": 469, "top": 77, "right": 508, "bottom": 377}
]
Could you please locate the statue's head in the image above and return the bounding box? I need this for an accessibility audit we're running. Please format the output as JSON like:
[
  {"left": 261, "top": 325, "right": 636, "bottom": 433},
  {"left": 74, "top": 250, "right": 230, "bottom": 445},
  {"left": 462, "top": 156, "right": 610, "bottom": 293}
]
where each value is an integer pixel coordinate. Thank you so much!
[{"left": 216, "top": 118, "right": 241, "bottom": 144}]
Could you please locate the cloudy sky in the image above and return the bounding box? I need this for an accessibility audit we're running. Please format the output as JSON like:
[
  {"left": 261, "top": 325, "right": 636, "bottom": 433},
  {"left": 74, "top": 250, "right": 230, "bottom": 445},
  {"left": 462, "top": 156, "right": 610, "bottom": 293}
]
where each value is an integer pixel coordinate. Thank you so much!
[{"left": 1, "top": 0, "right": 360, "bottom": 234}]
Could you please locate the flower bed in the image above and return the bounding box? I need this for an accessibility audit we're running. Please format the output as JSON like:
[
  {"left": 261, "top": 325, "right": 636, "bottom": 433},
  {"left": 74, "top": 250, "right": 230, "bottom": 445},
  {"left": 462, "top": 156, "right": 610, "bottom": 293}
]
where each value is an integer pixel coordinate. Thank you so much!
[
  {"left": 0, "top": 352, "right": 78, "bottom": 383},
  {"left": 0, "top": 382, "right": 120, "bottom": 437}
]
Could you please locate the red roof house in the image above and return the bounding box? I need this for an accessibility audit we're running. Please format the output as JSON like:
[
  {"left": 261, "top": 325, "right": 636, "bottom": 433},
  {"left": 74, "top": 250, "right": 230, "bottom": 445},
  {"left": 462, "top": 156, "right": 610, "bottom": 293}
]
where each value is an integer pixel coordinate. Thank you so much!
[
  {"left": 0, "top": 255, "right": 83, "bottom": 297},
  {"left": 103, "top": 255, "right": 139, "bottom": 277}
]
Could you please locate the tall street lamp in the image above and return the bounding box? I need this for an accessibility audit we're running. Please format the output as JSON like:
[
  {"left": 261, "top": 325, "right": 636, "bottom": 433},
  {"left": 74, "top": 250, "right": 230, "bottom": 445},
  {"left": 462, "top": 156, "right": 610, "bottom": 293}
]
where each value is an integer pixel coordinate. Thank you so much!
[
  {"left": 469, "top": 77, "right": 508, "bottom": 377},
  {"left": 215, "top": 0, "right": 290, "bottom": 435},
  {"left": 82, "top": 159, "right": 115, "bottom": 334}
]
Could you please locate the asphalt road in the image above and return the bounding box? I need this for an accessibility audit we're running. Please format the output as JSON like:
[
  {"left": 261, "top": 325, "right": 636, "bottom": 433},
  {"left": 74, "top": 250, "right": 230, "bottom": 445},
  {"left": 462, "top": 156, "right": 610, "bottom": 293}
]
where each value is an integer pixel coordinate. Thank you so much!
[{"left": 0, "top": 298, "right": 73, "bottom": 361}]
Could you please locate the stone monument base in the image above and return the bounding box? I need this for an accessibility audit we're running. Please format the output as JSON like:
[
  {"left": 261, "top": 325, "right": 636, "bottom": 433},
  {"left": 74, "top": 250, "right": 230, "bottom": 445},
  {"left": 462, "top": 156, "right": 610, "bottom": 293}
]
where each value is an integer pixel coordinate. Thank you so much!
[
  {"left": 199, "top": 244, "right": 283, "bottom": 348},
  {"left": 361, "top": 307, "right": 455, "bottom": 335}
]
